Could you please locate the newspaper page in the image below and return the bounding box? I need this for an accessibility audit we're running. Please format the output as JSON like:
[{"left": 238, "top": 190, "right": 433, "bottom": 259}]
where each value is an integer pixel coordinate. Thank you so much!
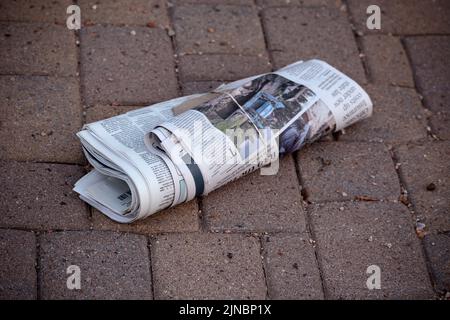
[
  {"left": 74, "top": 59, "right": 372, "bottom": 223},
  {"left": 147, "top": 60, "right": 372, "bottom": 199},
  {"left": 74, "top": 76, "right": 270, "bottom": 222},
  {"left": 74, "top": 95, "right": 201, "bottom": 222},
  {"left": 274, "top": 59, "right": 372, "bottom": 130}
]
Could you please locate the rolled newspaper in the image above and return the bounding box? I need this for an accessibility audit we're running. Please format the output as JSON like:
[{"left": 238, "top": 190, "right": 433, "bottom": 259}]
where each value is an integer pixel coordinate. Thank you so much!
[{"left": 74, "top": 60, "right": 372, "bottom": 223}]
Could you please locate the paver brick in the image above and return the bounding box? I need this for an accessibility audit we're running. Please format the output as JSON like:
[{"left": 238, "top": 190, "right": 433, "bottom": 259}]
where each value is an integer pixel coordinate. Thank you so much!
[
  {"left": 173, "top": 0, "right": 253, "bottom": 5},
  {"left": 429, "top": 113, "right": 450, "bottom": 141},
  {"left": 203, "top": 155, "right": 307, "bottom": 232},
  {"left": 340, "top": 85, "right": 428, "bottom": 144},
  {"left": 262, "top": 7, "right": 366, "bottom": 84},
  {"left": 257, "top": 0, "right": 342, "bottom": 7},
  {"left": 423, "top": 233, "right": 450, "bottom": 294},
  {"left": 310, "top": 201, "right": 434, "bottom": 299},
  {"left": 297, "top": 142, "right": 401, "bottom": 202},
  {"left": 0, "top": 229, "right": 37, "bottom": 300},
  {"left": 263, "top": 233, "right": 323, "bottom": 299},
  {"left": 0, "top": 76, "right": 83, "bottom": 163},
  {"left": 404, "top": 36, "right": 450, "bottom": 140},
  {"left": 0, "top": 161, "right": 90, "bottom": 230},
  {"left": 182, "top": 81, "right": 225, "bottom": 95},
  {"left": 39, "top": 231, "right": 152, "bottom": 299},
  {"left": 151, "top": 233, "right": 266, "bottom": 299},
  {"left": 361, "top": 35, "right": 414, "bottom": 87},
  {"left": 178, "top": 54, "right": 271, "bottom": 82},
  {"left": 173, "top": 5, "right": 266, "bottom": 55},
  {"left": 80, "top": 25, "right": 178, "bottom": 106},
  {"left": 404, "top": 37, "right": 450, "bottom": 112},
  {"left": 0, "top": 23, "right": 77, "bottom": 76},
  {"left": 347, "top": 0, "right": 450, "bottom": 35},
  {"left": 0, "top": 0, "right": 71, "bottom": 23},
  {"left": 91, "top": 200, "right": 199, "bottom": 234},
  {"left": 79, "top": 0, "right": 169, "bottom": 26},
  {"left": 84, "top": 105, "right": 140, "bottom": 124},
  {"left": 396, "top": 142, "right": 450, "bottom": 232}
]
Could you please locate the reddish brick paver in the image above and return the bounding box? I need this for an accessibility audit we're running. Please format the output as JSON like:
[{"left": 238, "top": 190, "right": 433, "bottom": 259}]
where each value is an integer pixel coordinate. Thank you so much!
[
  {"left": 173, "top": 4, "right": 266, "bottom": 55},
  {"left": 0, "top": 76, "right": 83, "bottom": 163},
  {"left": 395, "top": 142, "right": 450, "bottom": 233},
  {"left": 181, "top": 81, "right": 225, "bottom": 95},
  {"left": 80, "top": 25, "right": 179, "bottom": 106},
  {"left": 1, "top": 0, "right": 448, "bottom": 300},
  {"left": 0, "top": 161, "right": 90, "bottom": 230},
  {"left": 79, "top": 0, "right": 169, "bottom": 26},
  {"left": 262, "top": 6, "right": 366, "bottom": 83},
  {"left": 178, "top": 54, "right": 271, "bottom": 82},
  {"left": 173, "top": 0, "right": 253, "bottom": 5},
  {"left": 0, "top": 0, "right": 72, "bottom": 23},
  {"left": 423, "top": 233, "right": 450, "bottom": 294},
  {"left": 361, "top": 35, "right": 414, "bottom": 87},
  {"left": 297, "top": 142, "right": 401, "bottom": 202},
  {"left": 91, "top": 200, "right": 200, "bottom": 234},
  {"left": 310, "top": 201, "right": 434, "bottom": 299},
  {"left": 39, "top": 231, "right": 152, "bottom": 300},
  {"left": 262, "top": 233, "right": 324, "bottom": 299},
  {"left": 151, "top": 233, "right": 267, "bottom": 299},
  {"left": 404, "top": 36, "right": 450, "bottom": 141},
  {"left": 0, "top": 23, "right": 77, "bottom": 76},
  {"left": 84, "top": 105, "right": 141, "bottom": 124},
  {"left": 0, "top": 229, "right": 37, "bottom": 300},
  {"left": 203, "top": 155, "right": 307, "bottom": 232},
  {"left": 347, "top": 0, "right": 450, "bottom": 35},
  {"left": 339, "top": 85, "right": 428, "bottom": 144},
  {"left": 257, "top": 0, "right": 342, "bottom": 7}
]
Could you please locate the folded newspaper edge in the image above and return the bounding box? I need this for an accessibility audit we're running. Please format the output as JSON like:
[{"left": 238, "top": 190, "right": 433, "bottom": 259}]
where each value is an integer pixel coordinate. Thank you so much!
[{"left": 74, "top": 60, "right": 373, "bottom": 223}]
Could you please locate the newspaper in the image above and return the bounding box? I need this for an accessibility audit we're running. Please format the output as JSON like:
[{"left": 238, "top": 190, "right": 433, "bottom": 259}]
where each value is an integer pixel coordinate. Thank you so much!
[{"left": 74, "top": 60, "right": 372, "bottom": 223}]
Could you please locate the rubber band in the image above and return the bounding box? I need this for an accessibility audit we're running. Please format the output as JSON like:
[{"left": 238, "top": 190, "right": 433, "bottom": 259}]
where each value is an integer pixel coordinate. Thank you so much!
[{"left": 223, "top": 91, "right": 269, "bottom": 148}]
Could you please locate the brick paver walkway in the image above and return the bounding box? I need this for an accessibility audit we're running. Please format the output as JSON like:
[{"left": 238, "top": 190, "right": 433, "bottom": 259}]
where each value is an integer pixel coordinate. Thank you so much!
[{"left": 0, "top": 0, "right": 449, "bottom": 300}]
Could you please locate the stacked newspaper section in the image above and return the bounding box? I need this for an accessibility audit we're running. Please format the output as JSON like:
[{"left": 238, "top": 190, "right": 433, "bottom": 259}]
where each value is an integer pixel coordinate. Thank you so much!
[{"left": 74, "top": 60, "right": 373, "bottom": 223}]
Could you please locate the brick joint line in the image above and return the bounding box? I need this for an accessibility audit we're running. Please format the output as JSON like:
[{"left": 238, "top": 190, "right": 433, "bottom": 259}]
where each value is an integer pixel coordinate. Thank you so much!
[
  {"left": 258, "top": 235, "right": 271, "bottom": 299},
  {"left": 256, "top": 5, "right": 275, "bottom": 71},
  {"left": 166, "top": 1, "right": 184, "bottom": 97},
  {"left": 292, "top": 152, "right": 328, "bottom": 298},
  {"left": 342, "top": 0, "right": 371, "bottom": 84},
  {"left": 197, "top": 196, "right": 208, "bottom": 232},
  {"left": 71, "top": 1, "right": 87, "bottom": 128},
  {"left": 146, "top": 236, "right": 156, "bottom": 300},
  {"left": 390, "top": 146, "right": 438, "bottom": 294},
  {"left": 35, "top": 232, "right": 42, "bottom": 300},
  {"left": 400, "top": 37, "right": 440, "bottom": 139}
]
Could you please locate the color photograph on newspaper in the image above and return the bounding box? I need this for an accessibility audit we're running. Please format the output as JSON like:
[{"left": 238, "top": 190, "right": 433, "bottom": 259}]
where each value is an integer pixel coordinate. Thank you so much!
[{"left": 193, "top": 73, "right": 334, "bottom": 156}]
